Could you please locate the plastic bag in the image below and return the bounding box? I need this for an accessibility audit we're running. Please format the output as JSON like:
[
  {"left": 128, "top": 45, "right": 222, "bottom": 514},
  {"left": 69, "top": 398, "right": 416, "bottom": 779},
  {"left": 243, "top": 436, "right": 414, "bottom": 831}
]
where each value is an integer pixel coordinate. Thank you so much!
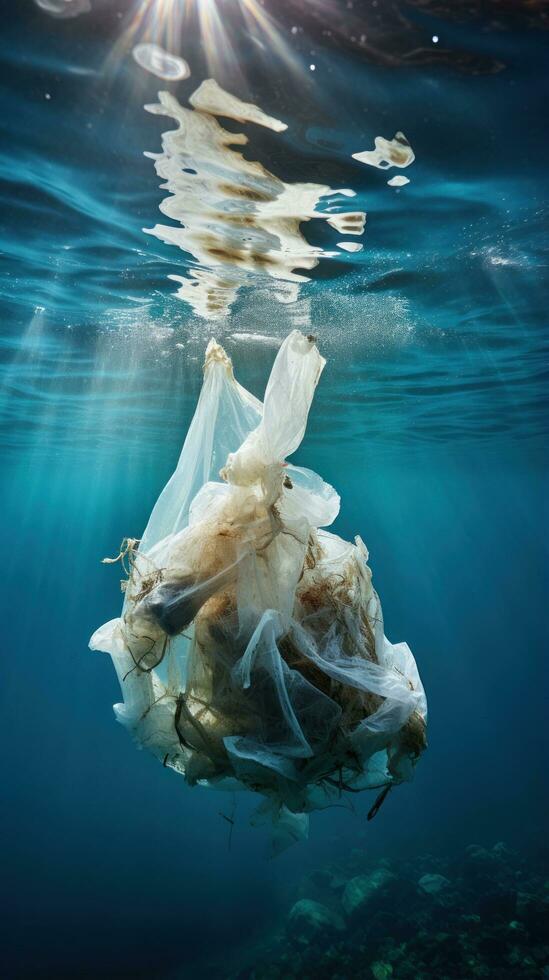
[{"left": 90, "top": 331, "right": 427, "bottom": 852}]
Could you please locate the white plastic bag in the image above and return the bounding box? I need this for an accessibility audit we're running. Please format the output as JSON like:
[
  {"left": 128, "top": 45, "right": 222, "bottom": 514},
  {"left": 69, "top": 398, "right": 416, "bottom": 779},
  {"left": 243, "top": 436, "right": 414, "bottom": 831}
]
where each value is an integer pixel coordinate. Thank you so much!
[{"left": 90, "top": 331, "right": 427, "bottom": 851}]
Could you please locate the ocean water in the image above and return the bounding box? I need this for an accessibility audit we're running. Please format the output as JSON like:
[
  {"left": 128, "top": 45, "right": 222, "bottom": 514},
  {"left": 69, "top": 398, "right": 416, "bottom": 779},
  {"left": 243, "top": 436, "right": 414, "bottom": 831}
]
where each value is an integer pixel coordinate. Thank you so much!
[{"left": 1, "top": 2, "right": 547, "bottom": 978}]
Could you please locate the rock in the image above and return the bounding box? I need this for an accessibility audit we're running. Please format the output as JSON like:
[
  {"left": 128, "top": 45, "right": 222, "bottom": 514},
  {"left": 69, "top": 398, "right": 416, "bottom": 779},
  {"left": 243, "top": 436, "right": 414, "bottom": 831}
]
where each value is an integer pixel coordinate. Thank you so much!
[
  {"left": 477, "top": 889, "right": 516, "bottom": 920},
  {"left": 287, "top": 899, "right": 345, "bottom": 945},
  {"left": 418, "top": 873, "right": 451, "bottom": 895},
  {"left": 530, "top": 944, "right": 549, "bottom": 964},
  {"left": 508, "top": 919, "right": 526, "bottom": 934},
  {"left": 516, "top": 891, "right": 537, "bottom": 918},
  {"left": 309, "top": 865, "right": 348, "bottom": 891},
  {"left": 463, "top": 845, "right": 498, "bottom": 885},
  {"left": 309, "top": 868, "right": 332, "bottom": 888},
  {"left": 478, "top": 933, "right": 506, "bottom": 956},
  {"left": 515, "top": 890, "right": 549, "bottom": 937},
  {"left": 465, "top": 844, "right": 493, "bottom": 863},
  {"left": 342, "top": 868, "right": 398, "bottom": 917},
  {"left": 369, "top": 910, "right": 418, "bottom": 943},
  {"left": 329, "top": 871, "right": 349, "bottom": 891},
  {"left": 371, "top": 962, "right": 393, "bottom": 980}
]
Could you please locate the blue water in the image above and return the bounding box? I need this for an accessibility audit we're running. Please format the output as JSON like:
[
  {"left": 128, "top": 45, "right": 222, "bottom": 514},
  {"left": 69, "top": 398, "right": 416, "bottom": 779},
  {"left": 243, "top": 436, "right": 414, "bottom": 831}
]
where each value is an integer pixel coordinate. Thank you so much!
[{"left": 1, "top": 3, "right": 547, "bottom": 978}]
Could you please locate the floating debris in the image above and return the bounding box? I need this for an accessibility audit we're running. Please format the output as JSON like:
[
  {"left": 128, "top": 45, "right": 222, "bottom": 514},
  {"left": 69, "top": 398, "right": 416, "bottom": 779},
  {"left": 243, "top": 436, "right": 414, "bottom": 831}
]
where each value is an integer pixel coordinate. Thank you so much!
[
  {"left": 132, "top": 43, "right": 190, "bottom": 81},
  {"left": 327, "top": 212, "right": 366, "bottom": 235},
  {"left": 90, "top": 333, "right": 427, "bottom": 854},
  {"left": 189, "top": 78, "right": 287, "bottom": 132},
  {"left": 353, "top": 132, "right": 415, "bottom": 169},
  {"left": 143, "top": 83, "right": 366, "bottom": 318},
  {"left": 337, "top": 242, "right": 364, "bottom": 253},
  {"left": 387, "top": 175, "right": 410, "bottom": 187},
  {"left": 34, "top": 0, "right": 91, "bottom": 16}
]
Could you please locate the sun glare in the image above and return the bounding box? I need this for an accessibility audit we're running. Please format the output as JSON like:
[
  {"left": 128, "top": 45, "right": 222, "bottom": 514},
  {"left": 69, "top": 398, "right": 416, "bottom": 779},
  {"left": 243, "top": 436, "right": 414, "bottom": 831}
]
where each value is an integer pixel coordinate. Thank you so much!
[{"left": 110, "top": 0, "right": 306, "bottom": 84}]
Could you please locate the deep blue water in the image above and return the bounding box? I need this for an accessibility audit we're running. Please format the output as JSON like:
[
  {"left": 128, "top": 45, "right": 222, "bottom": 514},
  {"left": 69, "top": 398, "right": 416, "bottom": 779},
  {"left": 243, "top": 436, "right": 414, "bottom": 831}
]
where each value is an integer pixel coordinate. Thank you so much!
[{"left": 1, "top": 2, "right": 547, "bottom": 978}]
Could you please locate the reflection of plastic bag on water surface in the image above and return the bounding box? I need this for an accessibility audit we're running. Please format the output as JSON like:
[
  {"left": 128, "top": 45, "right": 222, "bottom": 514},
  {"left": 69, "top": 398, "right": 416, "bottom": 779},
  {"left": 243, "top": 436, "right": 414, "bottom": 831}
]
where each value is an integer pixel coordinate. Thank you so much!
[{"left": 90, "top": 331, "right": 427, "bottom": 852}]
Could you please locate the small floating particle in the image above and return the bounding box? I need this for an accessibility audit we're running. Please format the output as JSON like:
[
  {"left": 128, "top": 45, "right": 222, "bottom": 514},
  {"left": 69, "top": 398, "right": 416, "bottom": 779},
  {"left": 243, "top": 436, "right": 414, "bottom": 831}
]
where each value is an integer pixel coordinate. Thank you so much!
[
  {"left": 132, "top": 43, "right": 190, "bottom": 81},
  {"left": 387, "top": 175, "right": 410, "bottom": 187},
  {"left": 432, "top": 35, "right": 439, "bottom": 43},
  {"left": 45, "top": 92, "right": 51, "bottom": 100},
  {"left": 35, "top": 0, "right": 91, "bottom": 16},
  {"left": 310, "top": 64, "right": 316, "bottom": 71},
  {"left": 352, "top": 132, "right": 414, "bottom": 169},
  {"left": 337, "top": 242, "right": 363, "bottom": 252},
  {"left": 189, "top": 78, "right": 287, "bottom": 132}
]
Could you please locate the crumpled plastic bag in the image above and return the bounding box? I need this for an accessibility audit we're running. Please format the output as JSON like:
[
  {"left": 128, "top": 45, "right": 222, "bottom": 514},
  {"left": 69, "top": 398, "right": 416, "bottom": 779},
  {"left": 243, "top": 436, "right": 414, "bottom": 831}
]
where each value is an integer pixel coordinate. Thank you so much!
[{"left": 90, "top": 331, "right": 427, "bottom": 852}]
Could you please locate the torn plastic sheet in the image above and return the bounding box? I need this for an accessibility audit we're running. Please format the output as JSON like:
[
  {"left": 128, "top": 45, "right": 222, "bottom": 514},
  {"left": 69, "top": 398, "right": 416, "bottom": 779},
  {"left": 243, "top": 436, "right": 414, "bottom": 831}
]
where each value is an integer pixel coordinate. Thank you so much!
[{"left": 90, "top": 331, "right": 427, "bottom": 853}]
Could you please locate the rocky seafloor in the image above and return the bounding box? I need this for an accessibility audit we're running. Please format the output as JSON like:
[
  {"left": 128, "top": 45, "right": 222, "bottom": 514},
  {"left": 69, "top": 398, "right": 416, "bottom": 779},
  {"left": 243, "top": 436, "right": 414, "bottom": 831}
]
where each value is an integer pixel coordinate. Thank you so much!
[{"left": 229, "top": 842, "right": 549, "bottom": 980}]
